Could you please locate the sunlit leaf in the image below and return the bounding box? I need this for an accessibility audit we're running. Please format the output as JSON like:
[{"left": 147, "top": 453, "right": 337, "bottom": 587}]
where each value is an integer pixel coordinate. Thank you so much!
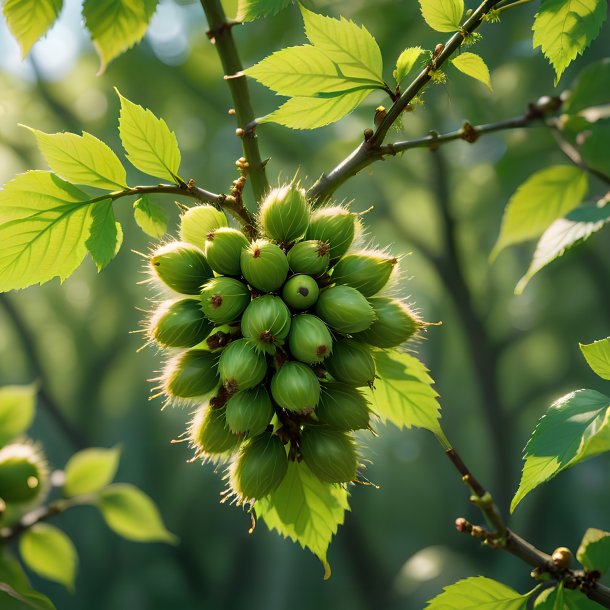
[
  {"left": 577, "top": 528, "right": 610, "bottom": 574},
  {"left": 0, "top": 552, "right": 56, "bottom": 610},
  {"left": 418, "top": 0, "right": 464, "bottom": 33},
  {"left": 85, "top": 200, "right": 121, "bottom": 271},
  {"left": 0, "top": 384, "right": 37, "bottom": 446},
  {"left": 64, "top": 447, "right": 121, "bottom": 497},
  {"left": 236, "top": 0, "right": 292, "bottom": 21},
  {"left": 133, "top": 196, "right": 168, "bottom": 238},
  {"left": 451, "top": 52, "right": 492, "bottom": 90},
  {"left": 580, "top": 337, "right": 610, "bottom": 381},
  {"left": 426, "top": 576, "right": 529, "bottom": 609},
  {"left": 536, "top": 586, "right": 601, "bottom": 609},
  {"left": 394, "top": 47, "right": 425, "bottom": 85}
]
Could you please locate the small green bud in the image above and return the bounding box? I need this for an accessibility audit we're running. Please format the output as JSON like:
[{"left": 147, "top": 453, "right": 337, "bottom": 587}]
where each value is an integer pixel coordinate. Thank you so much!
[
  {"left": 259, "top": 184, "right": 310, "bottom": 243},
  {"left": 315, "top": 383, "right": 370, "bottom": 431},
  {"left": 230, "top": 431, "right": 288, "bottom": 502},
  {"left": 150, "top": 299, "right": 214, "bottom": 348},
  {"left": 179, "top": 205, "right": 228, "bottom": 249},
  {"left": 286, "top": 240, "right": 330, "bottom": 277},
  {"left": 282, "top": 275, "right": 319, "bottom": 310},
  {"left": 270, "top": 362, "right": 320, "bottom": 413},
  {"left": 218, "top": 339, "right": 268, "bottom": 392},
  {"left": 200, "top": 277, "right": 250, "bottom": 324},
  {"left": 164, "top": 349, "right": 220, "bottom": 398},
  {"left": 0, "top": 443, "right": 48, "bottom": 504},
  {"left": 241, "top": 295, "right": 291, "bottom": 354},
  {"left": 190, "top": 406, "right": 240, "bottom": 458},
  {"left": 300, "top": 426, "right": 357, "bottom": 483},
  {"left": 225, "top": 386, "right": 274, "bottom": 437},
  {"left": 305, "top": 206, "right": 357, "bottom": 259},
  {"left": 331, "top": 251, "right": 398, "bottom": 296},
  {"left": 324, "top": 339, "right": 376, "bottom": 387},
  {"left": 287, "top": 314, "right": 333, "bottom": 364},
  {"left": 315, "top": 285, "right": 375, "bottom": 334},
  {"left": 150, "top": 242, "right": 213, "bottom": 294},
  {"left": 353, "top": 297, "right": 421, "bottom": 347},
  {"left": 240, "top": 240, "right": 289, "bottom": 293},
  {"left": 204, "top": 227, "right": 249, "bottom": 276}
]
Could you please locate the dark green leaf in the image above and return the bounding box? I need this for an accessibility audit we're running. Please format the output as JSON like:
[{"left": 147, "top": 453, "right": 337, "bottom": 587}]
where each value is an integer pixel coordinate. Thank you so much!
[
  {"left": 63, "top": 447, "right": 121, "bottom": 497},
  {"left": 564, "top": 58, "right": 610, "bottom": 114},
  {"left": 0, "top": 384, "right": 37, "bottom": 446},
  {"left": 133, "top": 196, "right": 168, "bottom": 239},
  {"left": 85, "top": 200, "right": 122, "bottom": 271},
  {"left": 581, "top": 123, "right": 610, "bottom": 176},
  {"left": 236, "top": 0, "right": 292, "bottom": 21},
  {"left": 426, "top": 576, "right": 528, "bottom": 609},
  {"left": 0, "top": 552, "right": 56, "bottom": 610},
  {"left": 577, "top": 528, "right": 610, "bottom": 574}
]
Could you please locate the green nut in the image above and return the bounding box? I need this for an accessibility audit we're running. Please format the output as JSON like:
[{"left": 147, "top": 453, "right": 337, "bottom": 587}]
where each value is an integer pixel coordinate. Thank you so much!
[
  {"left": 331, "top": 251, "right": 398, "bottom": 296},
  {"left": 230, "top": 431, "right": 288, "bottom": 502},
  {"left": 282, "top": 275, "right": 319, "bottom": 310},
  {"left": 259, "top": 184, "right": 310, "bottom": 243},
  {"left": 150, "top": 242, "right": 213, "bottom": 294},
  {"left": 305, "top": 206, "right": 357, "bottom": 259},
  {"left": 179, "top": 205, "right": 228, "bottom": 250},
  {"left": 300, "top": 426, "right": 357, "bottom": 483},
  {"left": 200, "top": 277, "right": 250, "bottom": 324},
  {"left": 315, "top": 383, "right": 370, "bottom": 431},
  {"left": 241, "top": 295, "right": 291, "bottom": 354},
  {"left": 286, "top": 239, "right": 330, "bottom": 277},
  {"left": 204, "top": 227, "right": 249, "bottom": 276},
  {"left": 225, "top": 386, "right": 274, "bottom": 437},
  {"left": 164, "top": 349, "right": 220, "bottom": 398},
  {"left": 287, "top": 314, "right": 333, "bottom": 364},
  {"left": 271, "top": 362, "right": 321, "bottom": 413},
  {"left": 324, "top": 339, "right": 376, "bottom": 387},
  {"left": 218, "top": 339, "right": 268, "bottom": 392},
  {"left": 0, "top": 443, "right": 48, "bottom": 504},
  {"left": 150, "top": 298, "right": 214, "bottom": 348},
  {"left": 190, "top": 405, "right": 240, "bottom": 458},
  {"left": 353, "top": 297, "right": 421, "bottom": 348},
  {"left": 240, "top": 240, "right": 289, "bottom": 293},
  {"left": 315, "top": 285, "right": 375, "bottom": 334}
]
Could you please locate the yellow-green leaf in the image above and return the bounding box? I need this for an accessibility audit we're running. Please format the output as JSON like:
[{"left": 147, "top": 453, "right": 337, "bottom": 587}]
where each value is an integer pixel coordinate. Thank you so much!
[
  {"left": 0, "top": 384, "right": 37, "bottom": 446},
  {"left": 394, "top": 47, "right": 425, "bottom": 85},
  {"left": 426, "top": 576, "right": 529, "bottom": 609},
  {"left": 236, "top": 0, "right": 292, "bottom": 22},
  {"left": 133, "top": 196, "right": 168, "bottom": 238},
  {"left": 580, "top": 337, "right": 610, "bottom": 381},
  {"left": 419, "top": 0, "right": 464, "bottom": 33},
  {"left": 0, "top": 551, "right": 56, "bottom": 610},
  {"left": 451, "top": 52, "right": 492, "bottom": 90},
  {"left": 63, "top": 447, "right": 121, "bottom": 497},
  {"left": 577, "top": 528, "right": 610, "bottom": 574},
  {"left": 85, "top": 200, "right": 122, "bottom": 271}
]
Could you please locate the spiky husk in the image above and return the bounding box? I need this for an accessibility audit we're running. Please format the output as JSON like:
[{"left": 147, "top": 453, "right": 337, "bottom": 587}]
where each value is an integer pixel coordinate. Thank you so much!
[
  {"left": 315, "top": 383, "right": 371, "bottom": 431},
  {"left": 225, "top": 386, "right": 274, "bottom": 437},
  {"left": 204, "top": 227, "right": 249, "bottom": 276},
  {"left": 218, "top": 339, "right": 268, "bottom": 392},
  {"left": 0, "top": 443, "right": 48, "bottom": 504},
  {"left": 300, "top": 426, "right": 357, "bottom": 483},
  {"left": 287, "top": 314, "right": 333, "bottom": 364},
  {"left": 315, "top": 285, "right": 375, "bottom": 334},
  {"left": 190, "top": 405, "right": 241, "bottom": 458},
  {"left": 240, "top": 240, "right": 289, "bottom": 293},
  {"left": 305, "top": 206, "right": 357, "bottom": 259},
  {"left": 150, "top": 242, "right": 213, "bottom": 294},
  {"left": 200, "top": 277, "right": 251, "bottom": 324},
  {"left": 150, "top": 299, "right": 214, "bottom": 348},
  {"left": 331, "top": 251, "right": 398, "bottom": 296},
  {"left": 259, "top": 185, "right": 309, "bottom": 243},
  {"left": 281, "top": 275, "right": 319, "bottom": 310},
  {"left": 240, "top": 295, "right": 291, "bottom": 354},
  {"left": 180, "top": 205, "right": 228, "bottom": 250},
  {"left": 324, "top": 339, "right": 376, "bottom": 387},
  {"left": 270, "top": 362, "right": 321, "bottom": 413},
  {"left": 164, "top": 350, "right": 220, "bottom": 398},
  {"left": 353, "top": 297, "right": 421, "bottom": 347},
  {"left": 286, "top": 239, "right": 330, "bottom": 277}
]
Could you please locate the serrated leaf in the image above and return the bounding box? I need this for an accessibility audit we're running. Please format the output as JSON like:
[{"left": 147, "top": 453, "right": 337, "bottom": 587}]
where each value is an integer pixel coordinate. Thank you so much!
[
  {"left": 98, "top": 483, "right": 177, "bottom": 543},
  {"left": 419, "top": 0, "right": 464, "bottom": 33},
  {"left": 426, "top": 576, "right": 528, "bottom": 609},
  {"left": 83, "top": 0, "right": 159, "bottom": 74},
  {"left": 515, "top": 205, "right": 610, "bottom": 294},
  {"left": 237, "top": 0, "right": 292, "bottom": 21},
  {"left": 300, "top": 6, "right": 383, "bottom": 83},
  {"left": 133, "top": 196, "right": 167, "bottom": 238},
  {"left": 0, "top": 552, "right": 56, "bottom": 610},
  {"left": 564, "top": 58, "right": 610, "bottom": 114},
  {"left": 23, "top": 128, "right": 127, "bottom": 191},
  {"left": 0, "top": 384, "right": 37, "bottom": 446},
  {"left": 255, "top": 461, "right": 349, "bottom": 578},
  {"left": 63, "top": 447, "right": 121, "bottom": 497},
  {"left": 18, "top": 524, "right": 77, "bottom": 591},
  {"left": 85, "top": 200, "right": 122, "bottom": 271},
  {"left": 580, "top": 337, "right": 610, "bottom": 381},
  {"left": 0, "top": 171, "right": 95, "bottom": 292},
  {"left": 370, "top": 350, "right": 442, "bottom": 434},
  {"left": 532, "top": 0, "right": 607, "bottom": 86},
  {"left": 491, "top": 166, "right": 588, "bottom": 259},
  {"left": 511, "top": 389, "right": 610, "bottom": 512},
  {"left": 581, "top": 123, "right": 610, "bottom": 176},
  {"left": 3, "top": 0, "right": 63, "bottom": 59},
  {"left": 117, "top": 90, "right": 182, "bottom": 183},
  {"left": 245, "top": 45, "right": 382, "bottom": 96},
  {"left": 577, "top": 528, "right": 610, "bottom": 574},
  {"left": 451, "top": 52, "right": 492, "bottom": 90},
  {"left": 536, "top": 586, "right": 601, "bottom": 609},
  {"left": 261, "top": 89, "right": 371, "bottom": 129},
  {"left": 394, "top": 47, "right": 425, "bottom": 85}
]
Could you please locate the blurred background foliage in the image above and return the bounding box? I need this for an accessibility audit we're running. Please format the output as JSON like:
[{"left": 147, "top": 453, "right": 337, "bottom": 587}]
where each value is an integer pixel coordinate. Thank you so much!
[{"left": 0, "top": 0, "right": 609, "bottom": 608}]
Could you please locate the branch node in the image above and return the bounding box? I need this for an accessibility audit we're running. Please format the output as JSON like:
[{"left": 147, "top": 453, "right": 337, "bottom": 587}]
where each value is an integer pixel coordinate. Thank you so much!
[
  {"left": 364, "top": 128, "right": 374, "bottom": 142},
  {"left": 460, "top": 121, "right": 479, "bottom": 143}
]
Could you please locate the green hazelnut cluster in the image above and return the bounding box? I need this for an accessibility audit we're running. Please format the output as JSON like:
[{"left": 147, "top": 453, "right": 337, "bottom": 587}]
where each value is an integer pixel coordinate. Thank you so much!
[
  {"left": 0, "top": 442, "right": 48, "bottom": 509},
  {"left": 147, "top": 184, "right": 421, "bottom": 504}
]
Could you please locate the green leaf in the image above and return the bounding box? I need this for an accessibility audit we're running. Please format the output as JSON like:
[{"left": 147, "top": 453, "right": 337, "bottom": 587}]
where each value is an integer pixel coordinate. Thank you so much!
[
  {"left": 515, "top": 205, "right": 610, "bottom": 294},
  {"left": 451, "top": 52, "right": 492, "bottom": 90},
  {"left": 245, "top": 45, "right": 383, "bottom": 96},
  {"left": 580, "top": 337, "right": 610, "bottom": 381},
  {"left": 581, "top": 123, "right": 610, "bottom": 176},
  {"left": 2, "top": 0, "right": 63, "bottom": 59},
  {"left": 577, "top": 528, "right": 610, "bottom": 574},
  {"left": 0, "top": 384, "right": 37, "bottom": 446},
  {"left": 371, "top": 350, "right": 442, "bottom": 434},
  {"left": 426, "top": 576, "right": 528, "bottom": 609},
  {"left": 98, "top": 483, "right": 177, "bottom": 543},
  {"left": 511, "top": 389, "right": 610, "bottom": 512},
  {"left": 85, "top": 200, "right": 122, "bottom": 271},
  {"left": 236, "top": 0, "right": 292, "bottom": 21},
  {"left": 300, "top": 6, "right": 383, "bottom": 83},
  {"left": 536, "top": 586, "right": 602, "bottom": 609},
  {"left": 419, "top": 0, "right": 464, "bottom": 32},
  {"left": 117, "top": 90, "right": 182, "bottom": 183},
  {"left": 261, "top": 89, "right": 371, "bottom": 130},
  {"left": 83, "top": 0, "right": 159, "bottom": 74},
  {"left": 394, "top": 47, "right": 425, "bottom": 85},
  {"left": 532, "top": 0, "right": 607, "bottom": 85},
  {"left": 0, "top": 171, "right": 95, "bottom": 292},
  {"left": 133, "top": 196, "right": 168, "bottom": 238},
  {"left": 255, "top": 461, "right": 349, "bottom": 578},
  {"left": 18, "top": 524, "right": 77, "bottom": 591},
  {"left": 63, "top": 447, "right": 121, "bottom": 497},
  {"left": 491, "top": 166, "right": 588, "bottom": 259},
  {"left": 0, "top": 552, "right": 56, "bottom": 610},
  {"left": 564, "top": 58, "right": 610, "bottom": 114},
  {"left": 23, "top": 128, "right": 127, "bottom": 191}
]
